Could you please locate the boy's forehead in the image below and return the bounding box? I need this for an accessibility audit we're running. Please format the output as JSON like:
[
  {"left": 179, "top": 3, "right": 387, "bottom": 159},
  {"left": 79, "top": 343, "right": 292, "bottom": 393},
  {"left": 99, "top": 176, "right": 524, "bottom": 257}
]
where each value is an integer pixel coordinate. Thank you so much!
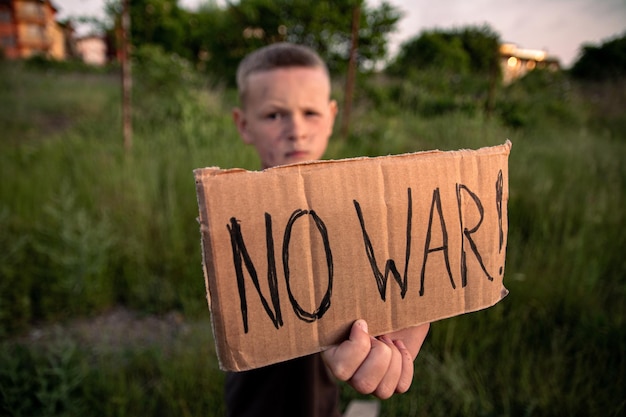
[
  {"left": 242, "top": 66, "right": 331, "bottom": 102},
  {"left": 248, "top": 66, "right": 329, "bottom": 82}
]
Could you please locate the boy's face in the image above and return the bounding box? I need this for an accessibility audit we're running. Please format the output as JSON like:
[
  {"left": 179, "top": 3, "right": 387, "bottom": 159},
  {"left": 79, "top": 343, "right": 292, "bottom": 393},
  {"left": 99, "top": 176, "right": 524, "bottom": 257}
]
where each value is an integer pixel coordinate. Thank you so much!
[{"left": 233, "top": 67, "right": 337, "bottom": 169}]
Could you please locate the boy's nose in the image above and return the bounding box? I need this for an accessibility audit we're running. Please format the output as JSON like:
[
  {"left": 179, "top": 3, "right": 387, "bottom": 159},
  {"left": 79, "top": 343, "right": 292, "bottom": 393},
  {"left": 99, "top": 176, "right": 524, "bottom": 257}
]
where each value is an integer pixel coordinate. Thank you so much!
[{"left": 286, "top": 114, "right": 307, "bottom": 141}]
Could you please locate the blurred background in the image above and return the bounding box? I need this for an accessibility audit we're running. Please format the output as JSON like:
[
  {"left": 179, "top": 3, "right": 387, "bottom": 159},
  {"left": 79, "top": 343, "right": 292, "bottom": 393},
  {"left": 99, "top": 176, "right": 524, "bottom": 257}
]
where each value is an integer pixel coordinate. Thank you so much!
[{"left": 1, "top": 0, "right": 624, "bottom": 416}]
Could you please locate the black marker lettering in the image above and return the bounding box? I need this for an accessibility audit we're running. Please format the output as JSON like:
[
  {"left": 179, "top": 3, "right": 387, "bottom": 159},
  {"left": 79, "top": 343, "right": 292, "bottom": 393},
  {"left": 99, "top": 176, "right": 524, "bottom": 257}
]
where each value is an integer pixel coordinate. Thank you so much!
[
  {"left": 456, "top": 184, "right": 494, "bottom": 286},
  {"left": 227, "top": 215, "right": 283, "bottom": 333},
  {"left": 420, "top": 188, "right": 455, "bottom": 296},
  {"left": 353, "top": 188, "right": 412, "bottom": 301},
  {"left": 496, "top": 170, "right": 504, "bottom": 253},
  {"left": 282, "top": 210, "right": 333, "bottom": 322}
]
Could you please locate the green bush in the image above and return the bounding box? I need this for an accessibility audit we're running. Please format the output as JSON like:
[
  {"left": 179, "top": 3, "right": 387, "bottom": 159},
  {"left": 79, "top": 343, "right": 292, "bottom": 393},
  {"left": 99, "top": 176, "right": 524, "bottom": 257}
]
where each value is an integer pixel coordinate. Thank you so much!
[
  {"left": 497, "top": 69, "right": 586, "bottom": 129},
  {"left": 0, "top": 321, "right": 225, "bottom": 417},
  {"left": 361, "top": 69, "right": 492, "bottom": 118}
]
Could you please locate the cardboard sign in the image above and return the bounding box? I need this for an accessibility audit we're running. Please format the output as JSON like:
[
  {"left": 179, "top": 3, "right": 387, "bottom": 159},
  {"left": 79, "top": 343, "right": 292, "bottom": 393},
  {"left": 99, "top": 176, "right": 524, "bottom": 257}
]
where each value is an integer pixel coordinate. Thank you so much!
[{"left": 194, "top": 141, "right": 511, "bottom": 371}]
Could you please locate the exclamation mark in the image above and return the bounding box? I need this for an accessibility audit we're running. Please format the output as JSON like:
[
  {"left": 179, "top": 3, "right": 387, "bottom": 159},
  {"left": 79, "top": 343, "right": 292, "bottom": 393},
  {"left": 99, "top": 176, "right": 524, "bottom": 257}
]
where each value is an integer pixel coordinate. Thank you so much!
[{"left": 496, "top": 170, "right": 504, "bottom": 276}]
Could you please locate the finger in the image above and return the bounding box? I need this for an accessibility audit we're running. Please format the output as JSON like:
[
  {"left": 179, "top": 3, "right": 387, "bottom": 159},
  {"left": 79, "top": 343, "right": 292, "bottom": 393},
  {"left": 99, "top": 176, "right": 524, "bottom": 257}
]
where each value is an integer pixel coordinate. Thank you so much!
[
  {"left": 372, "top": 336, "right": 404, "bottom": 399},
  {"left": 410, "top": 322, "right": 430, "bottom": 358},
  {"left": 393, "top": 339, "right": 414, "bottom": 393},
  {"left": 349, "top": 336, "right": 392, "bottom": 395},
  {"left": 322, "top": 319, "right": 371, "bottom": 381},
  {"left": 385, "top": 322, "right": 430, "bottom": 360}
]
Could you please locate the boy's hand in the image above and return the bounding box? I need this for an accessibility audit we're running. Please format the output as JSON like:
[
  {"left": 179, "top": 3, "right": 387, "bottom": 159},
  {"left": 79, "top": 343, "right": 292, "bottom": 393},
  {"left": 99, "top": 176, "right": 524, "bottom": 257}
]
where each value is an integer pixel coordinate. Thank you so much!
[{"left": 322, "top": 320, "right": 430, "bottom": 399}]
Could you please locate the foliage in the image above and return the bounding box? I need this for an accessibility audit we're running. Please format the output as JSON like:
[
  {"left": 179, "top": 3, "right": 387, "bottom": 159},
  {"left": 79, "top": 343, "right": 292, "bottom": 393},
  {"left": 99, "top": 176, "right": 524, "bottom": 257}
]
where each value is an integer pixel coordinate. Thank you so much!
[
  {"left": 128, "top": 0, "right": 194, "bottom": 61},
  {"left": 576, "top": 78, "right": 626, "bottom": 139},
  {"left": 382, "top": 25, "right": 501, "bottom": 118},
  {"left": 388, "top": 31, "right": 471, "bottom": 75},
  {"left": 0, "top": 340, "right": 87, "bottom": 416},
  {"left": 496, "top": 69, "right": 586, "bottom": 129},
  {"left": 0, "top": 60, "right": 251, "bottom": 334},
  {"left": 106, "top": 0, "right": 400, "bottom": 84},
  {"left": 197, "top": 0, "right": 401, "bottom": 82},
  {"left": 387, "top": 24, "right": 501, "bottom": 77},
  {"left": 570, "top": 31, "right": 626, "bottom": 80},
  {"left": 22, "top": 54, "right": 115, "bottom": 74},
  {"left": 0, "top": 321, "right": 226, "bottom": 416},
  {"left": 131, "top": 44, "right": 210, "bottom": 125},
  {"left": 276, "top": 0, "right": 401, "bottom": 73},
  {"left": 362, "top": 70, "right": 492, "bottom": 119}
]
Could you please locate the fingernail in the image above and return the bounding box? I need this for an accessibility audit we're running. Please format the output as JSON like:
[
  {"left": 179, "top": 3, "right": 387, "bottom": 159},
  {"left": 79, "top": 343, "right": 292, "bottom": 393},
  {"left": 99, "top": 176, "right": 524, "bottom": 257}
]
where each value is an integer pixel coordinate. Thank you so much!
[{"left": 357, "top": 319, "right": 368, "bottom": 334}]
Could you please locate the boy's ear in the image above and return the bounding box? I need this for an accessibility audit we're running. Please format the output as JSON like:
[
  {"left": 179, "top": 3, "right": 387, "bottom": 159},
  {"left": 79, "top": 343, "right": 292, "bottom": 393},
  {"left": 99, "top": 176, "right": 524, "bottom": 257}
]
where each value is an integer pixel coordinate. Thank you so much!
[
  {"left": 330, "top": 99, "right": 338, "bottom": 120},
  {"left": 232, "top": 108, "right": 253, "bottom": 144},
  {"left": 329, "top": 100, "right": 338, "bottom": 126}
]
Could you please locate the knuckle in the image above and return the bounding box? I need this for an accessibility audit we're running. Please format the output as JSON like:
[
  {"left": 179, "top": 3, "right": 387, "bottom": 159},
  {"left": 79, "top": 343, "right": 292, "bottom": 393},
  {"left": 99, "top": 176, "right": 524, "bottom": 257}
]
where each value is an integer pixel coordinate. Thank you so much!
[
  {"left": 396, "top": 366, "right": 414, "bottom": 393},
  {"left": 352, "top": 375, "right": 378, "bottom": 395},
  {"left": 375, "top": 382, "right": 395, "bottom": 399},
  {"left": 373, "top": 339, "right": 393, "bottom": 361},
  {"left": 332, "top": 363, "right": 353, "bottom": 382},
  {"left": 395, "top": 378, "right": 411, "bottom": 394}
]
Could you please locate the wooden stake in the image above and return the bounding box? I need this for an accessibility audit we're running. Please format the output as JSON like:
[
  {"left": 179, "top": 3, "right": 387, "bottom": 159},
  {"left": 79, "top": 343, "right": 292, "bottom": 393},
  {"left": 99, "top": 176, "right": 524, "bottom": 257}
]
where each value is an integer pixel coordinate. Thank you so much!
[
  {"left": 121, "top": 0, "right": 133, "bottom": 151},
  {"left": 341, "top": 1, "right": 361, "bottom": 139}
]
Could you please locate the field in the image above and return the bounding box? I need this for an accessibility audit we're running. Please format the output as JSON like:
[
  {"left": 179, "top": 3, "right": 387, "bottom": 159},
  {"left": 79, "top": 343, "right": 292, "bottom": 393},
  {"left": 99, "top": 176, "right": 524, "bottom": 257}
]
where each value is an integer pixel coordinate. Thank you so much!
[{"left": 1, "top": 56, "right": 625, "bottom": 416}]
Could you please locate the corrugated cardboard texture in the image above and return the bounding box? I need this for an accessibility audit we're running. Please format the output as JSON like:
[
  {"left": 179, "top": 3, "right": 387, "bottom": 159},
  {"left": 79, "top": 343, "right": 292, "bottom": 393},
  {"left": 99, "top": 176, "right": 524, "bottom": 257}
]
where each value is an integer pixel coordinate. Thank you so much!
[{"left": 194, "top": 141, "right": 511, "bottom": 371}]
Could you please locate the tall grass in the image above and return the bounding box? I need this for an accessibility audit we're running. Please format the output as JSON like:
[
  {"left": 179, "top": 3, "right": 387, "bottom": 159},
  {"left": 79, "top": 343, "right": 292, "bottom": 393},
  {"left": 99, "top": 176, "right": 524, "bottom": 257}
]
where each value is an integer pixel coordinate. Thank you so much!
[
  {"left": 0, "top": 55, "right": 257, "bottom": 333},
  {"left": 1, "top": 55, "right": 624, "bottom": 416}
]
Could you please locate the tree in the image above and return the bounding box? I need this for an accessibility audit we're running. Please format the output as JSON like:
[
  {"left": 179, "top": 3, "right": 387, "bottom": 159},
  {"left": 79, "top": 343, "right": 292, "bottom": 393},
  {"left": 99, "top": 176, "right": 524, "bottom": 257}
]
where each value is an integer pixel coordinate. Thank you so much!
[
  {"left": 128, "top": 0, "right": 191, "bottom": 60},
  {"left": 387, "top": 24, "right": 501, "bottom": 77},
  {"left": 102, "top": 0, "right": 401, "bottom": 84},
  {"left": 570, "top": 32, "right": 626, "bottom": 80},
  {"left": 387, "top": 31, "right": 470, "bottom": 76},
  {"left": 457, "top": 25, "right": 501, "bottom": 76},
  {"left": 277, "top": 0, "right": 402, "bottom": 73},
  {"left": 382, "top": 25, "right": 502, "bottom": 118},
  {"left": 199, "top": 0, "right": 402, "bottom": 83}
]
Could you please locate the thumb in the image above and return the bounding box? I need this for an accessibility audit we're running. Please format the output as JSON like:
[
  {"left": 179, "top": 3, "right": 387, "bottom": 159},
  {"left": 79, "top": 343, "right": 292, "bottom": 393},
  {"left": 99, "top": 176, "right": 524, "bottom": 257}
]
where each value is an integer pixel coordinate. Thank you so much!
[
  {"left": 351, "top": 319, "right": 370, "bottom": 340},
  {"left": 323, "top": 319, "right": 372, "bottom": 381}
]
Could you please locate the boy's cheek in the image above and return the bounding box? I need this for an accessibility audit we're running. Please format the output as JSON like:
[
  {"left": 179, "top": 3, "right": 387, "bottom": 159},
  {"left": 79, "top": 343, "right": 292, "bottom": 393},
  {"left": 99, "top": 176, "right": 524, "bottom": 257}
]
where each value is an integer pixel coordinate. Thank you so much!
[{"left": 240, "top": 131, "right": 254, "bottom": 145}]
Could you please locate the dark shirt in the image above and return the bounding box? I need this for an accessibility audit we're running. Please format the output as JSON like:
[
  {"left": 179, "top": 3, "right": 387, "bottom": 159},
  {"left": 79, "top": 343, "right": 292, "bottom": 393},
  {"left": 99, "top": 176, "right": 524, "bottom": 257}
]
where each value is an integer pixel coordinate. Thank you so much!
[{"left": 225, "top": 353, "right": 341, "bottom": 417}]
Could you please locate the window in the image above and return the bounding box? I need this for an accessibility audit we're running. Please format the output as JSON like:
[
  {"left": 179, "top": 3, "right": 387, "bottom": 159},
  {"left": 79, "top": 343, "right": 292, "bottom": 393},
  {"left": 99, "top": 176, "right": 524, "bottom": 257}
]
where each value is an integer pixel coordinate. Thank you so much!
[
  {"left": 0, "top": 10, "right": 12, "bottom": 23},
  {"left": 20, "top": 2, "right": 44, "bottom": 19},
  {"left": 24, "top": 24, "right": 44, "bottom": 42},
  {"left": 1, "top": 35, "right": 16, "bottom": 48}
]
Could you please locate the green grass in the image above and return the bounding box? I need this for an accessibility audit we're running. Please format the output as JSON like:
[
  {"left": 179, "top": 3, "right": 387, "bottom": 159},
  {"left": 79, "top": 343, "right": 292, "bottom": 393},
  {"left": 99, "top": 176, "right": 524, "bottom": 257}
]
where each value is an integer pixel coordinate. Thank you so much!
[{"left": 0, "top": 58, "right": 624, "bottom": 416}]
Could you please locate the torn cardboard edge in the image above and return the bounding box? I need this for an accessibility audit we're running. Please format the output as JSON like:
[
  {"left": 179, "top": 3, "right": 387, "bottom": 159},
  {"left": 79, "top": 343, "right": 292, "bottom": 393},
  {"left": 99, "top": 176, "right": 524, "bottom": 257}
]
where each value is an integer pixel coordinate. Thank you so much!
[{"left": 195, "top": 140, "right": 511, "bottom": 371}]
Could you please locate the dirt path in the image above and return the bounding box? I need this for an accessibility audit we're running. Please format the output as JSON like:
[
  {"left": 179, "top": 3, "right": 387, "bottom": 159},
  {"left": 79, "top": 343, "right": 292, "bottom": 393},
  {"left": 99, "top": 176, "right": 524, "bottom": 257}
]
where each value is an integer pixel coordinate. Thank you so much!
[{"left": 14, "top": 307, "right": 197, "bottom": 353}]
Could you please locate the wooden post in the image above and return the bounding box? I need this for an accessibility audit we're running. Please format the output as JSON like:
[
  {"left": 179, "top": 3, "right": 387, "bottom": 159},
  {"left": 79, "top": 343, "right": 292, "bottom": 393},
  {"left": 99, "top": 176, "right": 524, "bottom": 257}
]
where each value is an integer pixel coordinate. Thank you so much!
[
  {"left": 341, "top": 1, "right": 361, "bottom": 139},
  {"left": 121, "top": 0, "right": 133, "bottom": 151}
]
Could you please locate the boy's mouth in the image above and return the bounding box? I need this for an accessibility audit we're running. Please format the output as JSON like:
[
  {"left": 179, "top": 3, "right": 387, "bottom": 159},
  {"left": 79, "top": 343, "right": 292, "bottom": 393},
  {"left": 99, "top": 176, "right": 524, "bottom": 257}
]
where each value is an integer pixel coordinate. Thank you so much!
[{"left": 286, "top": 150, "right": 309, "bottom": 159}]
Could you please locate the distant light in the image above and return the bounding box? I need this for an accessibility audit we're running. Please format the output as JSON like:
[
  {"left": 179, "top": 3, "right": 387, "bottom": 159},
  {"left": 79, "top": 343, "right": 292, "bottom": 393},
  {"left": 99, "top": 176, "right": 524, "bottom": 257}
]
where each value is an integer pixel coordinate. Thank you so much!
[
  {"left": 243, "top": 27, "right": 265, "bottom": 39},
  {"left": 507, "top": 57, "right": 518, "bottom": 67},
  {"left": 499, "top": 43, "right": 517, "bottom": 55},
  {"left": 526, "top": 60, "right": 536, "bottom": 70}
]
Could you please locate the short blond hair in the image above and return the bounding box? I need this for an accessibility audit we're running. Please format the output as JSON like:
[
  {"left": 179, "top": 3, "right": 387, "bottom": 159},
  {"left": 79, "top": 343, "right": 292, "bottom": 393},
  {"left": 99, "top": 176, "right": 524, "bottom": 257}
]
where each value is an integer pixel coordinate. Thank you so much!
[{"left": 236, "top": 43, "right": 330, "bottom": 106}]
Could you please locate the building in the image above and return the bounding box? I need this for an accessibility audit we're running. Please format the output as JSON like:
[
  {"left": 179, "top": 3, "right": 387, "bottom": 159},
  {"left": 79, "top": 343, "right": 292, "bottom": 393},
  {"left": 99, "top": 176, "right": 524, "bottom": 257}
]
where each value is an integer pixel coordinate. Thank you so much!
[
  {"left": 0, "top": 0, "right": 66, "bottom": 60},
  {"left": 500, "top": 43, "right": 561, "bottom": 84},
  {"left": 76, "top": 35, "right": 107, "bottom": 66}
]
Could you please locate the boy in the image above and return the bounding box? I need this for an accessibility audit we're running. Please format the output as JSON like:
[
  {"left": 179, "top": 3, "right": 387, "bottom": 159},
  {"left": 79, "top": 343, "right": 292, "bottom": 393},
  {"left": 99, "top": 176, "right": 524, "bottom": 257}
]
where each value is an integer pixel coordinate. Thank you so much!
[{"left": 228, "top": 42, "right": 430, "bottom": 417}]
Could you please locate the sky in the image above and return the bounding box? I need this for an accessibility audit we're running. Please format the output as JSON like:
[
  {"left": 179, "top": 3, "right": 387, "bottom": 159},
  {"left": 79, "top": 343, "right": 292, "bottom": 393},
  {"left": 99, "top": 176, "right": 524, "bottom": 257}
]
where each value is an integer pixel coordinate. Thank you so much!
[{"left": 55, "top": 0, "right": 626, "bottom": 68}]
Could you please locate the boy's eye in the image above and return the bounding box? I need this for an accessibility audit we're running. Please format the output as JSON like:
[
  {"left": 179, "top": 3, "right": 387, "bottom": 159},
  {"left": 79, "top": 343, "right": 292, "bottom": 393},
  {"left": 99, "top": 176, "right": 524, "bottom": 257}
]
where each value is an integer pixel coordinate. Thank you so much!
[{"left": 266, "top": 112, "right": 282, "bottom": 120}]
